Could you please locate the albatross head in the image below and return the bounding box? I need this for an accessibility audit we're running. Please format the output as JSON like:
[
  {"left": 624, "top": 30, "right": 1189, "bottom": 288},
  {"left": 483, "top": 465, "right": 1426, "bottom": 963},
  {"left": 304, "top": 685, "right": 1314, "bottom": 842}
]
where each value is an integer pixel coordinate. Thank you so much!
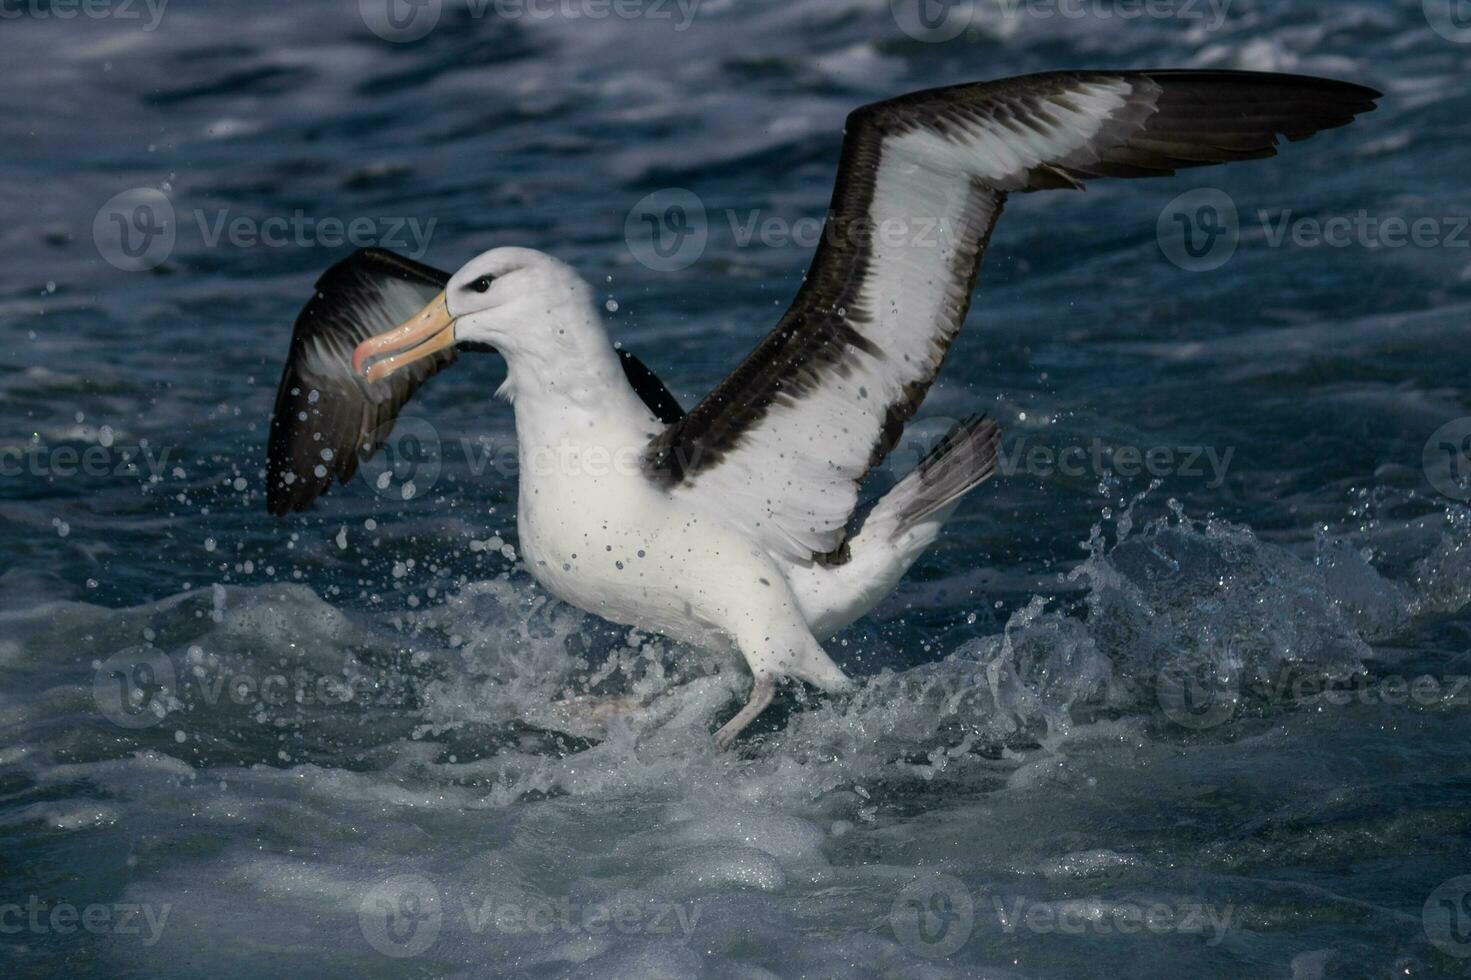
[{"left": 351, "top": 246, "right": 597, "bottom": 384}]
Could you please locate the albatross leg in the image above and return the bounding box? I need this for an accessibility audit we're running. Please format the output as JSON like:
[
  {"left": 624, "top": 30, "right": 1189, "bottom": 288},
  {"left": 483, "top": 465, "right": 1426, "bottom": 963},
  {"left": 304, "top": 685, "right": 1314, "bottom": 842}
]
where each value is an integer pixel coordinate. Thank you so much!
[
  {"left": 711, "top": 565, "right": 856, "bottom": 750},
  {"left": 713, "top": 674, "right": 775, "bottom": 752}
]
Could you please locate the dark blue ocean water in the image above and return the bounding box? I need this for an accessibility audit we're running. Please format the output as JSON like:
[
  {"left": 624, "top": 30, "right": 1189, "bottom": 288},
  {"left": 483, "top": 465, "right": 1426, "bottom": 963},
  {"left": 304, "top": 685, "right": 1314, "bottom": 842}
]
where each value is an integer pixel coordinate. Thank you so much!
[{"left": 4, "top": 1, "right": 1471, "bottom": 976}]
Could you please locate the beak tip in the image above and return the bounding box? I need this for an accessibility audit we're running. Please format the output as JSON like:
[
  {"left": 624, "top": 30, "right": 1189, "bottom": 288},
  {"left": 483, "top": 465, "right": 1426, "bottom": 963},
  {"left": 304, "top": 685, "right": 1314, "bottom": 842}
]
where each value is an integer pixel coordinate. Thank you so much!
[{"left": 350, "top": 343, "right": 382, "bottom": 379}]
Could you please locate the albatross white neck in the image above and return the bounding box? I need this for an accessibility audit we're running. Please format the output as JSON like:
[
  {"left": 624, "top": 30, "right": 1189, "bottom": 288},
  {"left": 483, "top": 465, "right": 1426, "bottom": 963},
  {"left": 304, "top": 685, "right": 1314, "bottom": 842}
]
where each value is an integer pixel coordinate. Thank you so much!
[{"left": 448, "top": 251, "right": 656, "bottom": 450}]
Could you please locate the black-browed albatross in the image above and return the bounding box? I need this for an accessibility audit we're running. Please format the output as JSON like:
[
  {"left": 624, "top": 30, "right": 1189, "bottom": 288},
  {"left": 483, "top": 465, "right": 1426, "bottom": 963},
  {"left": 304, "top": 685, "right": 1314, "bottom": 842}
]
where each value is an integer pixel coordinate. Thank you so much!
[{"left": 267, "top": 69, "right": 1379, "bottom": 748}]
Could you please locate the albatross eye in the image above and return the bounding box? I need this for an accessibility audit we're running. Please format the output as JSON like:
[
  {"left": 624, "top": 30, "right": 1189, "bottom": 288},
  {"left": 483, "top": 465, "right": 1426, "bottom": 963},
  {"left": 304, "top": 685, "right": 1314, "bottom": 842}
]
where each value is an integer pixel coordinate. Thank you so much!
[{"left": 467, "top": 275, "right": 494, "bottom": 294}]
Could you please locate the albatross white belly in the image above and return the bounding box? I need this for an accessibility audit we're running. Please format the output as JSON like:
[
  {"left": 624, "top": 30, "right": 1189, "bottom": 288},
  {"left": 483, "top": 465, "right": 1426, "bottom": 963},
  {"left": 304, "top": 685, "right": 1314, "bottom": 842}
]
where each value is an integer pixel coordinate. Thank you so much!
[{"left": 514, "top": 418, "right": 777, "bottom": 655}]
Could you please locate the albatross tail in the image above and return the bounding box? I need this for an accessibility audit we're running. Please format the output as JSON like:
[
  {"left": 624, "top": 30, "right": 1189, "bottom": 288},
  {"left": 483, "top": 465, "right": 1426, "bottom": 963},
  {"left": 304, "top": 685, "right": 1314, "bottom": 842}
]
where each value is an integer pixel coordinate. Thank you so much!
[
  {"left": 788, "top": 416, "right": 1001, "bottom": 637},
  {"left": 881, "top": 415, "right": 1001, "bottom": 540}
]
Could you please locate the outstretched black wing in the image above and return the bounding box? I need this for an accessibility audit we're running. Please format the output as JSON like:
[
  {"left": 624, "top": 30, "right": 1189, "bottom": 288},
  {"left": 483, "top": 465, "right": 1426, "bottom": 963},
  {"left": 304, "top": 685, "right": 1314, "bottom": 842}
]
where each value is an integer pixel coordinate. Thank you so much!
[
  {"left": 643, "top": 70, "right": 1379, "bottom": 562},
  {"left": 267, "top": 248, "right": 453, "bottom": 515}
]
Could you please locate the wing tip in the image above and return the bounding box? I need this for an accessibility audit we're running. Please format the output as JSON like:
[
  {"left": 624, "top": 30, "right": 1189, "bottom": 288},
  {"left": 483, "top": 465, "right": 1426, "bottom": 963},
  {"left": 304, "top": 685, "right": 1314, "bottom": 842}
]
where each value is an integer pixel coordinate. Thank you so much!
[
  {"left": 1139, "top": 68, "right": 1381, "bottom": 100},
  {"left": 265, "top": 474, "right": 338, "bottom": 517},
  {"left": 1140, "top": 68, "right": 1382, "bottom": 130}
]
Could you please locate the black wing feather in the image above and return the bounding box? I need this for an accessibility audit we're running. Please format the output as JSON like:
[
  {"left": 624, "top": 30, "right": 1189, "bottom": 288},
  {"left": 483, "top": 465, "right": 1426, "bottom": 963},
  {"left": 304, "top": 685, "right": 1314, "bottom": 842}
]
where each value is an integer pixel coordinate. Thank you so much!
[{"left": 267, "top": 248, "right": 452, "bottom": 516}]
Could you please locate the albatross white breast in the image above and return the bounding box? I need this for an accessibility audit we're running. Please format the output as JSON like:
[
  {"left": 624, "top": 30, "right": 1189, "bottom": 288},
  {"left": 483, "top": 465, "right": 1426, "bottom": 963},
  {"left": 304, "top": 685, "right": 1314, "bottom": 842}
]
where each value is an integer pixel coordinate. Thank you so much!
[{"left": 266, "top": 69, "right": 1379, "bottom": 749}]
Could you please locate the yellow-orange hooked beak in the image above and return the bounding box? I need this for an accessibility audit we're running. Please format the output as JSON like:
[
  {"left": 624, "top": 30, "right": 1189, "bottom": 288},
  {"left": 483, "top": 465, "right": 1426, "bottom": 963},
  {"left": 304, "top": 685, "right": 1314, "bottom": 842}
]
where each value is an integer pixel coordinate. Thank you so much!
[{"left": 351, "top": 291, "right": 457, "bottom": 383}]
